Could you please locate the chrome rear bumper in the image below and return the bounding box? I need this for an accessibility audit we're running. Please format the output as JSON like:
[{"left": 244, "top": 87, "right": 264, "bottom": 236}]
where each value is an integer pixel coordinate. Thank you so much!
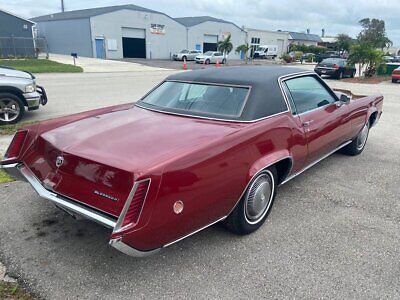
[{"left": 0, "top": 163, "right": 158, "bottom": 257}]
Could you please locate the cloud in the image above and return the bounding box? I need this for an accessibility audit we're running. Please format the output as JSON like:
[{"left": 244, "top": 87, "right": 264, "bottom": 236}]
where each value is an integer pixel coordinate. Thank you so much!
[{"left": 2, "top": 0, "right": 399, "bottom": 45}]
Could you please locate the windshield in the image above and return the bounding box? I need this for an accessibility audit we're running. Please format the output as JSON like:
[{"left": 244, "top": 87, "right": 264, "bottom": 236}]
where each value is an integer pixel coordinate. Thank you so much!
[
  {"left": 204, "top": 51, "right": 213, "bottom": 56},
  {"left": 139, "top": 81, "right": 249, "bottom": 118}
]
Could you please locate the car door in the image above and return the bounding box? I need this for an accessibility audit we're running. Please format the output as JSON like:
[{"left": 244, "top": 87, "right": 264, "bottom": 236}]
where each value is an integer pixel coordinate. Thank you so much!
[{"left": 283, "top": 75, "right": 352, "bottom": 165}]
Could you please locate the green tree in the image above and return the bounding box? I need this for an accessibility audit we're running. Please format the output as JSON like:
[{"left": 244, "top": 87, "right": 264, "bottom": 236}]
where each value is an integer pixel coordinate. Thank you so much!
[
  {"left": 235, "top": 43, "right": 250, "bottom": 63},
  {"left": 357, "top": 18, "right": 392, "bottom": 49},
  {"left": 335, "top": 34, "right": 353, "bottom": 54},
  {"left": 348, "top": 43, "right": 384, "bottom": 77},
  {"left": 217, "top": 34, "right": 233, "bottom": 61}
]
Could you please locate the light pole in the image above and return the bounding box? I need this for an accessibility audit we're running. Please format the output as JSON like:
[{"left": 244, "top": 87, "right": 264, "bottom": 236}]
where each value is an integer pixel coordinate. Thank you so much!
[{"left": 61, "top": 0, "right": 65, "bottom": 12}]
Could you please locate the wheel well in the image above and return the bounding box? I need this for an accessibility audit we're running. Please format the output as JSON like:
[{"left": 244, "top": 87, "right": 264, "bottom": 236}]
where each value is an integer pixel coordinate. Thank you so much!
[
  {"left": 0, "top": 87, "right": 27, "bottom": 107},
  {"left": 273, "top": 158, "right": 293, "bottom": 184},
  {"left": 369, "top": 112, "right": 378, "bottom": 127}
]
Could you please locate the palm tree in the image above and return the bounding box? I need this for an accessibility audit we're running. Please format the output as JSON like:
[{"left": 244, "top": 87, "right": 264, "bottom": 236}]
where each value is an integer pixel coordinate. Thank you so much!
[
  {"left": 217, "top": 34, "right": 233, "bottom": 62},
  {"left": 235, "top": 43, "right": 251, "bottom": 63}
]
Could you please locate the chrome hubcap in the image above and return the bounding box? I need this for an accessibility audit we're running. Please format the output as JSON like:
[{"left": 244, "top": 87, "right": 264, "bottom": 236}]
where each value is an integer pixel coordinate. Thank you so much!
[
  {"left": 0, "top": 99, "right": 20, "bottom": 122},
  {"left": 245, "top": 172, "right": 274, "bottom": 224},
  {"left": 357, "top": 123, "right": 369, "bottom": 150}
]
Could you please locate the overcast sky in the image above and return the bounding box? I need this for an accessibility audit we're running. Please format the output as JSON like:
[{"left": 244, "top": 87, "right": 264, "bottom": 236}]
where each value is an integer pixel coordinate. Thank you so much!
[{"left": 2, "top": 0, "right": 399, "bottom": 46}]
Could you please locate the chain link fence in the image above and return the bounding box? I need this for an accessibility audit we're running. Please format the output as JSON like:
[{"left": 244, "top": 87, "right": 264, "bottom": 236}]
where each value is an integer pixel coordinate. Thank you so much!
[{"left": 0, "top": 37, "right": 49, "bottom": 59}]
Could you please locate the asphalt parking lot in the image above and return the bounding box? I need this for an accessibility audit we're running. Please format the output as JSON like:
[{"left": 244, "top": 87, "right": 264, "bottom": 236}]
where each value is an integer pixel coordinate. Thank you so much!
[{"left": 0, "top": 69, "right": 399, "bottom": 299}]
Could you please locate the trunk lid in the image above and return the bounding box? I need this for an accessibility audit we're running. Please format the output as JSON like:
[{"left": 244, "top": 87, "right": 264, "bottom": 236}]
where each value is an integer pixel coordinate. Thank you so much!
[{"left": 26, "top": 106, "right": 242, "bottom": 217}]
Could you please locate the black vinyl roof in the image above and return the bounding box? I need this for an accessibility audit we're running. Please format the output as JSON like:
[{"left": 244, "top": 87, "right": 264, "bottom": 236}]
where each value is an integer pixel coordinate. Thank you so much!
[{"left": 142, "top": 66, "right": 311, "bottom": 122}]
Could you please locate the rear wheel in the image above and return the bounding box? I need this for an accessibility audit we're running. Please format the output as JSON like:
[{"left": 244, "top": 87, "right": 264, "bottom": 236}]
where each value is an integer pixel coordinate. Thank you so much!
[
  {"left": 351, "top": 70, "right": 356, "bottom": 78},
  {"left": 0, "top": 93, "right": 25, "bottom": 125},
  {"left": 342, "top": 122, "right": 369, "bottom": 156},
  {"left": 393, "top": 79, "right": 397, "bottom": 83},
  {"left": 224, "top": 167, "right": 277, "bottom": 235},
  {"left": 337, "top": 71, "right": 344, "bottom": 80}
]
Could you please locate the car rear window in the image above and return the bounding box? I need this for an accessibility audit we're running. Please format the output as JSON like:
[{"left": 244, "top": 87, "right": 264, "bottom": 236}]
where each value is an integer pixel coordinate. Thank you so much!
[{"left": 139, "top": 81, "right": 250, "bottom": 117}]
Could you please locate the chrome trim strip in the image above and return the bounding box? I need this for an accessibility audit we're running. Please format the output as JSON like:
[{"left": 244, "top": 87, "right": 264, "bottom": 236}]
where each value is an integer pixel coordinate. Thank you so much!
[
  {"left": 0, "top": 163, "right": 27, "bottom": 181},
  {"left": 135, "top": 104, "right": 290, "bottom": 123},
  {"left": 280, "top": 140, "right": 352, "bottom": 185},
  {"left": 17, "top": 164, "right": 117, "bottom": 228},
  {"left": 3, "top": 163, "right": 162, "bottom": 257},
  {"left": 113, "top": 178, "right": 151, "bottom": 233},
  {"left": 109, "top": 238, "right": 160, "bottom": 257},
  {"left": 163, "top": 216, "right": 227, "bottom": 248}
]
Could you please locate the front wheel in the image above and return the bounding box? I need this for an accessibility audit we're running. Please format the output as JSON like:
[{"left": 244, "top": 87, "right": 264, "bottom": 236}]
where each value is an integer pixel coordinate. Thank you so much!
[
  {"left": 0, "top": 93, "right": 25, "bottom": 125},
  {"left": 224, "top": 167, "right": 277, "bottom": 235},
  {"left": 342, "top": 122, "right": 370, "bottom": 156}
]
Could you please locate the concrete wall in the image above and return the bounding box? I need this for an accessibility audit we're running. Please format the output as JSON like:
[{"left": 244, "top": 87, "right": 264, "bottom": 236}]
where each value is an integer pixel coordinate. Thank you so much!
[
  {"left": 246, "top": 29, "right": 290, "bottom": 56},
  {"left": 35, "top": 19, "right": 93, "bottom": 57},
  {"left": 90, "top": 9, "right": 186, "bottom": 59},
  {"left": 187, "top": 21, "right": 246, "bottom": 59},
  {"left": 0, "top": 10, "right": 33, "bottom": 38}
]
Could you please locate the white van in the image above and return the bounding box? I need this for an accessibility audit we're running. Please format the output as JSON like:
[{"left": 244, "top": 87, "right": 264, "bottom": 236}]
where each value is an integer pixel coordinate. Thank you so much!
[{"left": 254, "top": 45, "right": 278, "bottom": 59}]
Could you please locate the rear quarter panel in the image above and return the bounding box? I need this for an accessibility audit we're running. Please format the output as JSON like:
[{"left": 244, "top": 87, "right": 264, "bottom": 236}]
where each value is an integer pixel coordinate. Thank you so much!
[
  {"left": 122, "top": 113, "right": 308, "bottom": 250},
  {"left": 347, "top": 94, "right": 383, "bottom": 138}
]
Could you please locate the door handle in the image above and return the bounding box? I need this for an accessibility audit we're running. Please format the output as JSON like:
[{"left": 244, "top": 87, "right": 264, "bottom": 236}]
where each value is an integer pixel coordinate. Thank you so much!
[{"left": 303, "top": 120, "right": 314, "bottom": 127}]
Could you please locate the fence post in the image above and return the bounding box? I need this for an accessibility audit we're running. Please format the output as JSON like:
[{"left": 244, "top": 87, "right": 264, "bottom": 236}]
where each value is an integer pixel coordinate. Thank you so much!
[{"left": 11, "top": 35, "right": 17, "bottom": 58}]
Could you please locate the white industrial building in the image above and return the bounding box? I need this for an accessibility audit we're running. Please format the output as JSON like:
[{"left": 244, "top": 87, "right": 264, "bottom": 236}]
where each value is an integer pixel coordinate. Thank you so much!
[
  {"left": 32, "top": 4, "right": 245, "bottom": 60},
  {"left": 245, "top": 28, "right": 290, "bottom": 57},
  {"left": 176, "top": 16, "right": 246, "bottom": 59}
]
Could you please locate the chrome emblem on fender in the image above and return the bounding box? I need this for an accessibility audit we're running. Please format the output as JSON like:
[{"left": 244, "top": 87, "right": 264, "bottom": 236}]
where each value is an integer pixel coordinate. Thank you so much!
[{"left": 56, "top": 156, "right": 64, "bottom": 168}]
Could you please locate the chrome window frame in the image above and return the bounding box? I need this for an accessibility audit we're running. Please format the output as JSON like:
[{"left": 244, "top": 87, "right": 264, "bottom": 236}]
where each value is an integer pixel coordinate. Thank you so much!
[
  {"left": 278, "top": 72, "right": 341, "bottom": 116},
  {"left": 137, "top": 79, "right": 252, "bottom": 119}
]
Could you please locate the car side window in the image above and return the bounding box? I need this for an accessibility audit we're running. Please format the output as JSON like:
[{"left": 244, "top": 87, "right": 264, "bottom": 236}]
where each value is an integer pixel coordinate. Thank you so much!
[{"left": 284, "top": 76, "right": 337, "bottom": 114}]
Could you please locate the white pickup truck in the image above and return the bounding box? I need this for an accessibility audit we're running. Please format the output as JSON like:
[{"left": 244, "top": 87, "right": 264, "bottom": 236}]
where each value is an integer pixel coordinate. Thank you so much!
[{"left": 253, "top": 45, "right": 278, "bottom": 59}]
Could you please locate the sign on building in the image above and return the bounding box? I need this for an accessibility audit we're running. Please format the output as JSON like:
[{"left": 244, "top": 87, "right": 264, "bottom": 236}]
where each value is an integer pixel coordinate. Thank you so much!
[{"left": 150, "top": 24, "right": 165, "bottom": 35}]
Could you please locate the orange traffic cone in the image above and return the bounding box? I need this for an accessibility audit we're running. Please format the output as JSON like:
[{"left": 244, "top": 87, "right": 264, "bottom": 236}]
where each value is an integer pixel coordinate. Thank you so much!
[
  {"left": 216, "top": 60, "right": 220, "bottom": 68},
  {"left": 183, "top": 58, "right": 187, "bottom": 70}
]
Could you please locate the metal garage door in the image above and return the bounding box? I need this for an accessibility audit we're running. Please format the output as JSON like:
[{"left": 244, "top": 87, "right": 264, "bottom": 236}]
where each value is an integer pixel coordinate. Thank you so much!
[
  {"left": 203, "top": 34, "right": 218, "bottom": 52},
  {"left": 122, "top": 27, "right": 146, "bottom": 58}
]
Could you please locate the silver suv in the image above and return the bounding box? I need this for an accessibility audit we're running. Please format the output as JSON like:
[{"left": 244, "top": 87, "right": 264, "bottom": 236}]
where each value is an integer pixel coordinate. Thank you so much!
[{"left": 0, "top": 67, "right": 47, "bottom": 125}]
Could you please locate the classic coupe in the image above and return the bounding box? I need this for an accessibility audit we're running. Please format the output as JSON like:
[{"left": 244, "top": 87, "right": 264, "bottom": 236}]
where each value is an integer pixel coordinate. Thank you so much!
[{"left": 1, "top": 66, "right": 383, "bottom": 257}]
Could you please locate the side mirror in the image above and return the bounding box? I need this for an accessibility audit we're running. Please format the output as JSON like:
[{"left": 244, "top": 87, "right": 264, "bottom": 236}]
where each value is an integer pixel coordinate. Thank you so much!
[{"left": 340, "top": 94, "right": 351, "bottom": 103}]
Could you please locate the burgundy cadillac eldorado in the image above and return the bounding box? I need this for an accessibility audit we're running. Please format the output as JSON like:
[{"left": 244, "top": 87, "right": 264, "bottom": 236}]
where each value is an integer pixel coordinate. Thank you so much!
[{"left": 0, "top": 66, "right": 383, "bottom": 257}]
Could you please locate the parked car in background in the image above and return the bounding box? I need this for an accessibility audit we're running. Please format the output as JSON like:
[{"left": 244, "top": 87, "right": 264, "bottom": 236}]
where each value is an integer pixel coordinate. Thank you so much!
[
  {"left": 393, "top": 56, "right": 400, "bottom": 63},
  {"left": 314, "top": 58, "right": 356, "bottom": 79},
  {"left": 316, "top": 51, "right": 341, "bottom": 63},
  {"left": 195, "top": 51, "right": 225, "bottom": 64},
  {"left": 383, "top": 55, "right": 394, "bottom": 62},
  {"left": 301, "top": 53, "right": 316, "bottom": 62},
  {"left": 0, "top": 67, "right": 47, "bottom": 125},
  {"left": 172, "top": 50, "right": 202, "bottom": 61},
  {"left": 392, "top": 67, "right": 400, "bottom": 83},
  {"left": 253, "top": 45, "right": 278, "bottom": 59},
  {"left": 1, "top": 66, "right": 383, "bottom": 257}
]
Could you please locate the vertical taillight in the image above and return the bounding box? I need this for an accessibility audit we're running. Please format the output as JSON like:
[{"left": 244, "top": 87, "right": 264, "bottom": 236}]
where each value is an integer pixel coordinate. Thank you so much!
[
  {"left": 4, "top": 130, "right": 28, "bottom": 161},
  {"left": 116, "top": 179, "right": 150, "bottom": 231}
]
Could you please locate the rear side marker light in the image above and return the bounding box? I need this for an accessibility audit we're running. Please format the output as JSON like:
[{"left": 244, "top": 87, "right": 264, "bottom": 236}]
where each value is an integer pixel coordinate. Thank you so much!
[
  {"left": 115, "top": 179, "right": 151, "bottom": 232},
  {"left": 4, "top": 130, "right": 28, "bottom": 160}
]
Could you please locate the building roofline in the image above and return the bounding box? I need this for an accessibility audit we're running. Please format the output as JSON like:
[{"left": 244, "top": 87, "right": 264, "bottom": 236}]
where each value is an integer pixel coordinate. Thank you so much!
[
  {"left": 0, "top": 8, "right": 35, "bottom": 24},
  {"left": 174, "top": 16, "right": 243, "bottom": 31},
  {"left": 30, "top": 4, "right": 182, "bottom": 27}
]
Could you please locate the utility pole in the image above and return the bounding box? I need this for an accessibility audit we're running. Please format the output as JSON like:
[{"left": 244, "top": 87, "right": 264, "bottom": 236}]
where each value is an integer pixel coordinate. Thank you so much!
[{"left": 61, "top": 0, "right": 65, "bottom": 12}]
